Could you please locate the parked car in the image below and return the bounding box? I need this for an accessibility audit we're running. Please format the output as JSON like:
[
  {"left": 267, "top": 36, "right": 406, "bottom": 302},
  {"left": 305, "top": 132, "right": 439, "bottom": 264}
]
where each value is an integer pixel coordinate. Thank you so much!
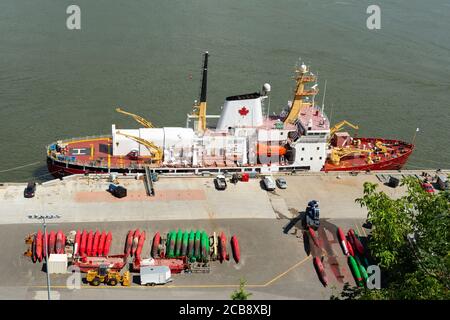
[
  {"left": 421, "top": 181, "right": 435, "bottom": 194},
  {"left": 140, "top": 266, "right": 173, "bottom": 286},
  {"left": 436, "top": 174, "right": 449, "bottom": 191},
  {"left": 214, "top": 175, "right": 227, "bottom": 190},
  {"left": 24, "top": 182, "right": 36, "bottom": 198},
  {"left": 262, "top": 176, "right": 276, "bottom": 191},
  {"left": 276, "top": 177, "right": 287, "bottom": 189},
  {"left": 108, "top": 184, "right": 127, "bottom": 198}
]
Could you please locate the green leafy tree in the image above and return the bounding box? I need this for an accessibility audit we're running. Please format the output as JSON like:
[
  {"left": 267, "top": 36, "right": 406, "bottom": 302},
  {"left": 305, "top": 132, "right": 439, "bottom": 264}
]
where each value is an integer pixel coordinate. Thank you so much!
[
  {"left": 231, "top": 278, "right": 252, "bottom": 300},
  {"left": 334, "top": 177, "right": 450, "bottom": 300}
]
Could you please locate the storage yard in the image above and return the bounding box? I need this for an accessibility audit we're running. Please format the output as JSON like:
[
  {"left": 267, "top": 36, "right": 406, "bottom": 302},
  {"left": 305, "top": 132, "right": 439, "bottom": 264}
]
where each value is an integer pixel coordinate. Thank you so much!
[{"left": 0, "top": 170, "right": 447, "bottom": 299}]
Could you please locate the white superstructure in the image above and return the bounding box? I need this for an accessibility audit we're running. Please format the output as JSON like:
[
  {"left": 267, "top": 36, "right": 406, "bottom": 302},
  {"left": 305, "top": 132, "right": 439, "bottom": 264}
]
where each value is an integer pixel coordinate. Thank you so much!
[{"left": 111, "top": 57, "right": 330, "bottom": 172}]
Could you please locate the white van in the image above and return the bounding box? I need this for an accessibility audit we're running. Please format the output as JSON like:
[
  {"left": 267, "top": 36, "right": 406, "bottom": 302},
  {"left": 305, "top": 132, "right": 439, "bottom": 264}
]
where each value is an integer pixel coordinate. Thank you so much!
[
  {"left": 140, "top": 266, "right": 173, "bottom": 286},
  {"left": 262, "top": 176, "right": 276, "bottom": 191}
]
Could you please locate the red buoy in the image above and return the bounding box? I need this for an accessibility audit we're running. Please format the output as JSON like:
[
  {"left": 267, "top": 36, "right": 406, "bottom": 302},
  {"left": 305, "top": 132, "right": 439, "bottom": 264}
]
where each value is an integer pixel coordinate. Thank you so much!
[
  {"left": 308, "top": 227, "right": 320, "bottom": 247},
  {"left": 219, "top": 232, "right": 229, "bottom": 262},
  {"left": 151, "top": 232, "right": 161, "bottom": 258},
  {"left": 79, "top": 230, "right": 87, "bottom": 256},
  {"left": 36, "top": 230, "right": 43, "bottom": 262},
  {"left": 43, "top": 230, "right": 49, "bottom": 260},
  {"left": 49, "top": 230, "right": 56, "bottom": 255},
  {"left": 31, "top": 235, "right": 37, "bottom": 263},
  {"left": 92, "top": 230, "right": 100, "bottom": 256},
  {"left": 103, "top": 232, "right": 112, "bottom": 256},
  {"left": 135, "top": 231, "right": 146, "bottom": 260},
  {"left": 86, "top": 230, "right": 94, "bottom": 256},
  {"left": 74, "top": 230, "right": 81, "bottom": 256},
  {"left": 346, "top": 237, "right": 355, "bottom": 257},
  {"left": 131, "top": 229, "right": 140, "bottom": 256},
  {"left": 313, "top": 256, "right": 328, "bottom": 287},
  {"left": 337, "top": 227, "right": 349, "bottom": 256},
  {"left": 124, "top": 230, "right": 133, "bottom": 257},
  {"left": 97, "top": 231, "right": 107, "bottom": 256},
  {"left": 55, "top": 230, "right": 64, "bottom": 254},
  {"left": 348, "top": 229, "right": 365, "bottom": 255},
  {"left": 230, "top": 235, "right": 240, "bottom": 263}
]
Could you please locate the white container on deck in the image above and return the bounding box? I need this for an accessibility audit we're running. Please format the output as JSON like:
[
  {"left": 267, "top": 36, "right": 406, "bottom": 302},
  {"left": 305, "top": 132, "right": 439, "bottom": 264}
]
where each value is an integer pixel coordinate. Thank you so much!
[{"left": 47, "top": 254, "right": 68, "bottom": 274}]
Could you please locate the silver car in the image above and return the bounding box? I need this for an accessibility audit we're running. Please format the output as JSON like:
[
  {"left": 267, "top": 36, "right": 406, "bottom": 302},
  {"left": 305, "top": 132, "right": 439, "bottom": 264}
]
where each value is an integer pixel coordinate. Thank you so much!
[{"left": 276, "top": 178, "right": 287, "bottom": 189}]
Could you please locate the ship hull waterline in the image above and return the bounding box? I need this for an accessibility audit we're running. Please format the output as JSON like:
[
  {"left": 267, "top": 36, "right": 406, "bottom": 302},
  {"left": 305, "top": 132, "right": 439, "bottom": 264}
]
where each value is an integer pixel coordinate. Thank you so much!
[{"left": 47, "top": 142, "right": 413, "bottom": 178}]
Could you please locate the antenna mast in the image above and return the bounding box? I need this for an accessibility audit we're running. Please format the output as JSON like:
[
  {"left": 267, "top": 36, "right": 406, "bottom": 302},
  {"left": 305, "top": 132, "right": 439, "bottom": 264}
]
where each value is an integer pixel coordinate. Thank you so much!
[{"left": 321, "top": 80, "right": 327, "bottom": 113}]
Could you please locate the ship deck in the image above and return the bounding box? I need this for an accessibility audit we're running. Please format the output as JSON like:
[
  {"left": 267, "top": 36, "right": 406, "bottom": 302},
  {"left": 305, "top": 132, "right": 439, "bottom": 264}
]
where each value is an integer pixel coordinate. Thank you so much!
[
  {"left": 323, "top": 137, "right": 414, "bottom": 171},
  {"left": 48, "top": 136, "right": 245, "bottom": 171}
]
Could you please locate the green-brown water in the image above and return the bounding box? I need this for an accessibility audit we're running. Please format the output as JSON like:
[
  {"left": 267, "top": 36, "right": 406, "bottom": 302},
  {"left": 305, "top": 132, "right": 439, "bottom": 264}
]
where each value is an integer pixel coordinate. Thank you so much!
[{"left": 1, "top": 0, "right": 449, "bottom": 181}]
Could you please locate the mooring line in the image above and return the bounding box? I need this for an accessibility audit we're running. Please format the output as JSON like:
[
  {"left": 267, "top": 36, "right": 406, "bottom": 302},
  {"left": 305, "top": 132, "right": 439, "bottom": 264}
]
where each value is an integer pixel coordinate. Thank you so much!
[{"left": 0, "top": 161, "right": 42, "bottom": 173}]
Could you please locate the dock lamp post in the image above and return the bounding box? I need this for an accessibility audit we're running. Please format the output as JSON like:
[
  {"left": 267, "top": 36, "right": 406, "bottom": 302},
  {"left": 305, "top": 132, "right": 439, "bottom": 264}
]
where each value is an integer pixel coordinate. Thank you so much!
[{"left": 28, "top": 214, "right": 61, "bottom": 300}]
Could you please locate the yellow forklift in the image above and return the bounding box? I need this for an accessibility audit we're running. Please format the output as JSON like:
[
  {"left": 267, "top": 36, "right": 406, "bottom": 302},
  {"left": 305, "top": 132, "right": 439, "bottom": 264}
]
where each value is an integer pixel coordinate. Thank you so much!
[{"left": 86, "top": 264, "right": 131, "bottom": 286}]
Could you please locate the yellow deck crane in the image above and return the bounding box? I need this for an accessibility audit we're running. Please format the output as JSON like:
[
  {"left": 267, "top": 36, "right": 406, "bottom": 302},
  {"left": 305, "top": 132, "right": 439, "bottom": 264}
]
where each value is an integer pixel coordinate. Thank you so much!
[
  {"left": 329, "top": 147, "right": 373, "bottom": 166},
  {"left": 329, "top": 120, "right": 359, "bottom": 137},
  {"left": 116, "top": 131, "right": 163, "bottom": 163},
  {"left": 283, "top": 63, "right": 318, "bottom": 124},
  {"left": 115, "top": 107, "right": 154, "bottom": 128},
  {"left": 190, "top": 51, "right": 209, "bottom": 133}
]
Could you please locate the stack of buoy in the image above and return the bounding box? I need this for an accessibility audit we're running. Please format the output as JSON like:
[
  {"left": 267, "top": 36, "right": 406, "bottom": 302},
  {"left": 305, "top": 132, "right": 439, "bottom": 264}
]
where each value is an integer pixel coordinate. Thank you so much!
[
  {"left": 124, "top": 229, "right": 145, "bottom": 259},
  {"left": 150, "top": 230, "right": 241, "bottom": 264},
  {"left": 76, "top": 229, "right": 112, "bottom": 257},
  {"left": 307, "top": 227, "right": 328, "bottom": 287},
  {"left": 337, "top": 227, "right": 369, "bottom": 287},
  {"left": 30, "top": 229, "right": 68, "bottom": 263}
]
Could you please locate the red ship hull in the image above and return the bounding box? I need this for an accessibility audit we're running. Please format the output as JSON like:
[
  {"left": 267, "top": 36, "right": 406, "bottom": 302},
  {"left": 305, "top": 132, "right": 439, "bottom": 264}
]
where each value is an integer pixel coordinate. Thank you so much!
[{"left": 323, "top": 138, "right": 414, "bottom": 172}]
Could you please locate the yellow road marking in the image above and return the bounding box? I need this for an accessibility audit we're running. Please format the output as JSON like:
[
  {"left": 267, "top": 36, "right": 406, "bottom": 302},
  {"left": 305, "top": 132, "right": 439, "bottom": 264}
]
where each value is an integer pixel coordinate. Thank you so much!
[
  {"left": 30, "top": 256, "right": 311, "bottom": 290},
  {"left": 262, "top": 256, "right": 311, "bottom": 287}
]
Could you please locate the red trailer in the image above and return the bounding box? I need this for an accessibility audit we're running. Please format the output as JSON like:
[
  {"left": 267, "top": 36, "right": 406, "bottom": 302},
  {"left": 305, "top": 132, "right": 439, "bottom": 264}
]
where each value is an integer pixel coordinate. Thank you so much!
[
  {"left": 71, "top": 254, "right": 127, "bottom": 273},
  {"left": 132, "top": 257, "right": 187, "bottom": 274}
]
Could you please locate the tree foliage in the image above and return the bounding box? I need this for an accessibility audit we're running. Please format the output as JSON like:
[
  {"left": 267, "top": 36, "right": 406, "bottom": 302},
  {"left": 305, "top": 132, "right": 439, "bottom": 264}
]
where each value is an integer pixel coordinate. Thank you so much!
[
  {"left": 231, "top": 278, "right": 252, "bottom": 300},
  {"left": 335, "top": 177, "right": 450, "bottom": 300}
]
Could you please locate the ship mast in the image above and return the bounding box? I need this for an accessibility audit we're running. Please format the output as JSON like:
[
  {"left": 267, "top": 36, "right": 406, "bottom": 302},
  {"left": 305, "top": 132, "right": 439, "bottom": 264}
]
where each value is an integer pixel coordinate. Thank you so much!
[
  {"left": 192, "top": 51, "right": 209, "bottom": 133},
  {"left": 283, "top": 62, "right": 318, "bottom": 124}
]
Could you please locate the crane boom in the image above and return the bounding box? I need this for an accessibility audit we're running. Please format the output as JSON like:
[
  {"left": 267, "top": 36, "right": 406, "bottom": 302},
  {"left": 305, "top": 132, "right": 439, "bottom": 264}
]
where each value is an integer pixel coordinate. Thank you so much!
[
  {"left": 283, "top": 63, "right": 318, "bottom": 124},
  {"left": 116, "top": 131, "right": 163, "bottom": 162},
  {"left": 115, "top": 108, "right": 154, "bottom": 128},
  {"left": 329, "top": 120, "right": 359, "bottom": 138},
  {"left": 330, "top": 147, "right": 372, "bottom": 165}
]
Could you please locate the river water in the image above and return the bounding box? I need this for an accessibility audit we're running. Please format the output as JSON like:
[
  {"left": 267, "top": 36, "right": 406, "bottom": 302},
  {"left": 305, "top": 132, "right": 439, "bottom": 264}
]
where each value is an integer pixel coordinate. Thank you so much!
[{"left": 0, "top": 0, "right": 449, "bottom": 181}]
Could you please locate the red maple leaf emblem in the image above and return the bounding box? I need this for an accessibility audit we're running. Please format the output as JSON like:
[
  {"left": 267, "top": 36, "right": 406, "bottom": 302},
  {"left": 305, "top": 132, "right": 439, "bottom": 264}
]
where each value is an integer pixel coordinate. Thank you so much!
[{"left": 238, "top": 106, "right": 249, "bottom": 116}]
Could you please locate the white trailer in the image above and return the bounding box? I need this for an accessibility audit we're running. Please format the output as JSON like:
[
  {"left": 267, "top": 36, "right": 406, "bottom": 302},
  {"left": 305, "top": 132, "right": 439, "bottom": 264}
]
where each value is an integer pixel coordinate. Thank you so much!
[{"left": 140, "top": 266, "right": 173, "bottom": 286}]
